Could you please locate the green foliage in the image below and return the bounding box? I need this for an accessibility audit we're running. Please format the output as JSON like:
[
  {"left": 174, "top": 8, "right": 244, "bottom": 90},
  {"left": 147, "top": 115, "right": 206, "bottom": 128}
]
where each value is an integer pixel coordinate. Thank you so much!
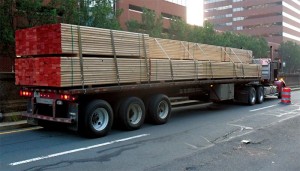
[
  {"left": 278, "top": 41, "right": 300, "bottom": 73},
  {"left": 169, "top": 17, "right": 190, "bottom": 41},
  {"left": 51, "top": 0, "right": 121, "bottom": 29},
  {"left": 0, "top": 0, "right": 121, "bottom": 60},
  {"left": 16, "top": 0, "right": 57, "bottom": 27},
  {"left": 127, "top": 14, "right": 270, "bottom": 58},
  {"left": 140, "top": 8, "right": 163, "bottom": 37},
  {"left": 88, "top": 0, "right": 121, "bottom": 29},
  {"left": 0, "top": 0, "right": 14, "bottom": 52},
  {"left": 126, "top": 19, "right": 141, "bottom": 32}
]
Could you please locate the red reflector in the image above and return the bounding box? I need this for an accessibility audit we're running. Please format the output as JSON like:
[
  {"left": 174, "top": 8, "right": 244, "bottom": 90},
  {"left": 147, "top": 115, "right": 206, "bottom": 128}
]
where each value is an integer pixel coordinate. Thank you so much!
[{"left": 20, "top": 90, "right": 32, "bottom": 97}]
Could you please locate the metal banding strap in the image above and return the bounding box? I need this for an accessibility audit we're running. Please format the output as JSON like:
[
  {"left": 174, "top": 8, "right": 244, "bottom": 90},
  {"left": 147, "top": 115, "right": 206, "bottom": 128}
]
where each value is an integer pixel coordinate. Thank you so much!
[
  {"left": 110, "top": 30, "right": 120, "bottom": 85},
  {"left": 77, "top": 25, "right": 85, "bottom": 90},
  {"left": 154, "top": 38, "right": 174, "bottom": 81},
  {"left": 142, "top": 34, "right": 150, "bottom": 83}
]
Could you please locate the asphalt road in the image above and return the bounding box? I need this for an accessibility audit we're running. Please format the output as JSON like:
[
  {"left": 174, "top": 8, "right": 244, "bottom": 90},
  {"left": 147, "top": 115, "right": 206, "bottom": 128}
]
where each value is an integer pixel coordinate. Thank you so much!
[{"left": 0, "top": 91, "right": 299, "bottom": 171}]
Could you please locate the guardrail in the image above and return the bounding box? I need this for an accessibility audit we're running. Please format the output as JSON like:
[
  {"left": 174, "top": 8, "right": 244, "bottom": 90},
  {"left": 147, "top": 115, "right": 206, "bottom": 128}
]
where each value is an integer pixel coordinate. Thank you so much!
[{"left": 279, "top": 73, "right": 300, "bottom": 87}]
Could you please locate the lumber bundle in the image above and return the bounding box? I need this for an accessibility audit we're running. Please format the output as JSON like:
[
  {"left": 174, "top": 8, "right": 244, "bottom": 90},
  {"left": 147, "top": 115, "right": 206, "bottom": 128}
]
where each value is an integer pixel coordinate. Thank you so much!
[
  {"left": 15, "top": 57, "right": 148, "bottom": 87},
  {"left": 15, "top": 57, "right": 261, "bottom": 87},
  {"left": 225, "top": 47, "right": 253, "bottom": 63},
  {"left": 148, "top": 38, "right": 252, "bottom": 63},
  {"left": 15, "top": 23, "right": 260, "bottom": 88},
  {"left": 15, "top": 23, "right": 149, "bottom": 57}
]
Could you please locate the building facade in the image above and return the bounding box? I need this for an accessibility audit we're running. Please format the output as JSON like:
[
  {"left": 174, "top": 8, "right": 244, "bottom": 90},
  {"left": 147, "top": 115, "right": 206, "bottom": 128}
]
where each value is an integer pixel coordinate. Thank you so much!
[
  {"left": 116, "top": 0, "right": 187, "bottom": 30},
  {"left": 204, "top": 0, "right": 300, "bottom": 45}
]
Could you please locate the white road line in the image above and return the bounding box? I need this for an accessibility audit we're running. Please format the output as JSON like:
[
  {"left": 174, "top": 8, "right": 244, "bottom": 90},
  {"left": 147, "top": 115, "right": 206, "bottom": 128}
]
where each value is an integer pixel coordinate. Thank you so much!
[
  {"left": 227, "top": 123, "right": 253, "bottom": 130},
  {"left": 9, "top": 134, "right": 150, "bottom": 166},
  {"left": 185, "top": 143, "right": 198, "bottom": 149},
  {"left": 249, "top": 105, "right": 277, "bottom": 112}
]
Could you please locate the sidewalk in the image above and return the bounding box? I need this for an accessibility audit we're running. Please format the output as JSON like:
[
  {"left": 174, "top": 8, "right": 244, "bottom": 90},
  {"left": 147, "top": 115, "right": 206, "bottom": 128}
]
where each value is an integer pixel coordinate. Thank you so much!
[{"left": 1, "top": 87, "right": 299, "bottom": 132}]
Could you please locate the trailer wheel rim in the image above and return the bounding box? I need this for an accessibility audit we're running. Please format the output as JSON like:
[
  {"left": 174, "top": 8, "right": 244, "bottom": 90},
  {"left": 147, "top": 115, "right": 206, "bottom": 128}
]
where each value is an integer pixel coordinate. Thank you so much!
[
  {"left": 91, "top": 108, "right": 109, "bottom": 131},
  {"left": 128, "top": 104, "right": 142, "bottom": 125},
  {"left": 259, "top": 93, "right": 263, "bottom": 102},
  {"left": 157, "top": 100, "right": 169, "bottom": 119},
  {"left": 250, "top": 90, "right": 256, "bottom": 104}
]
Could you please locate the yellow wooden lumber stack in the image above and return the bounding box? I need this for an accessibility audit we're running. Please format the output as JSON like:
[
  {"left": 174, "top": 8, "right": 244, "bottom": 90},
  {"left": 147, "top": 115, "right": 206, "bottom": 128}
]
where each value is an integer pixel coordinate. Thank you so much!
[
  {"left": 60, "top": 57, "right": 148, "bottom": 87},
  {"left": 148, "top": 37, "right": 253, "bottom": 63},
  {"left": 60, "top": 24, "right": 149, "bottom": 57},
  {"left": 224, "top": 47, "right": 253, "bottom": 63},
  {"left": 16, "top": 24, "right": 261, "bottom": 87}
]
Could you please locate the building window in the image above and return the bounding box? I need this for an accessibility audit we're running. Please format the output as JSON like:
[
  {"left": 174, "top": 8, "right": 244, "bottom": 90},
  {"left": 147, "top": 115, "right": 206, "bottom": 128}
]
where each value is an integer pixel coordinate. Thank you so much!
[
  {"left": 204, "top": 0, "right": 226, "bottom": 4},
  {"left": 161, "top": 12, "right": 181, "bottom": 20},
  {"left": 233, "top": 17, "right": 244, "bottom": 21},
  {"left": 205, "top": 5, "right": 232, "bottom": 12},
  {"left": 235, "top": 26, "right": 243, "bottom": 30},
  {"left": 233, "top": 7, "right": 243, "bottom": 12},
  {"left": 232, "top": 0, "right": 243, "bottom": 2},
  {"left": 129, "top": 4, "right": 143, "bottom": 13},
  {"left": 226, "top": 22, "right": 232, "bottom": 26}
]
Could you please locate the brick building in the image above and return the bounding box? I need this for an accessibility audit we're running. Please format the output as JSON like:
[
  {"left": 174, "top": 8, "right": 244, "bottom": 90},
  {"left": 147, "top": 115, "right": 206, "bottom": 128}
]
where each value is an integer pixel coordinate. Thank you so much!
[
  {"left": 116, "top": 0, "right": 187, "bottom": 30},
  {"left": 204, "top": 0, "right": 300, "bottom": 46}
]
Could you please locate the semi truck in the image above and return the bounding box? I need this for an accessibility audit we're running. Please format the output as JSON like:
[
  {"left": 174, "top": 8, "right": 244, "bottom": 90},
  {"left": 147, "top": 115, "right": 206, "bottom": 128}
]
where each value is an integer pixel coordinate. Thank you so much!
[{"left": 16, "top": 24, "right": 285, "bottom": 137}]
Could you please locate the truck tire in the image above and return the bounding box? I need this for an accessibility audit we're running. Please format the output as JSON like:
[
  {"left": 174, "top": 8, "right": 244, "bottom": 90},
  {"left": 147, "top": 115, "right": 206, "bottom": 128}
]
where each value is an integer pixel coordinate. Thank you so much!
[
  {"left": 83, "top": 100, "right": 113, "bottom": 137},
  {"left": 278, "top": 92, "right": 282, "bottom": 99},
  {"left": 118, "top": 97, "right": 145, "bottom": 130},
  {"left": 256, "top": 86, "right": 264, "bottom": 104},
  {"left": 247, "top": 87, "right": 256, "bottom": 105},
  {"left": 147, "top": 94, "right": 171, "bottom": 125}
]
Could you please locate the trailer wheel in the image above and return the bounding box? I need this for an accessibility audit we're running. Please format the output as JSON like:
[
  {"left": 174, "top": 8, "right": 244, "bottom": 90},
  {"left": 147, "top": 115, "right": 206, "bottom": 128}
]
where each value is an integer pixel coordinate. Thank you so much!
[
  {"left": 118, "top": 97, "right": 145, "bottom": 130},
  {"left": 83, "top": 100, "right": 113, "bottom": 137},
  {"left": 147, "top": 94, "right": 171, "bottom": 125},
  {"left": 247, "top": 87, "right": 256, "bottom": 105},
  {"left": 256, "top": 86, "right": 264, "bottom": 104}
]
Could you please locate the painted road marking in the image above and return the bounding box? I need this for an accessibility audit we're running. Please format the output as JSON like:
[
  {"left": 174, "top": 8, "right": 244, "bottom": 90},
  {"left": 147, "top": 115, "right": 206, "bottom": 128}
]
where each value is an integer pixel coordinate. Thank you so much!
[
  {"left": 9, "top": 134, "right": 150, "bottom": 166},
  {"left": 0, "top": 127, "right": 41, "bottom": 135},
  {"left": 250, "top": 105, "right": 277, "bottom": 112}
]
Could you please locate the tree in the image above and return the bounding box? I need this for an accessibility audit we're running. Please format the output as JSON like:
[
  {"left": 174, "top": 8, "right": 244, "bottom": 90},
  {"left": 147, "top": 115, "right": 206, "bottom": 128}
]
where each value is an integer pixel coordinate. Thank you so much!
[
  {"left": 0, "top": 0, "right": 15, "bottom": 58},
  {"left": 16, "top": 0, "right": 57, "bottom": 28},
  {"left": 0, "top": 0, "right": 122, "bottom": 69},
  {"left": 169, "top": 17, "right": 190, "bottom": 41},
  {"left": 126, "top": 19, "right": 141, "bottom": 32},
  {"left": 278, "top": 41, "right": 300, "bottom": 73},
  {"left": 51, "top": 0, "right": 121, "bottom": 29},
  {"left": 141, "top": 8, "right": 163, "bottom": 38}
]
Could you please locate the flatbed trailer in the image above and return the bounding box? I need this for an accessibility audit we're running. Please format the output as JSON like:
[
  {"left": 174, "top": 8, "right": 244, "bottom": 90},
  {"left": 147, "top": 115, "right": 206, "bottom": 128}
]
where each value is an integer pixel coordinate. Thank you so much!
[
  {"left": 15, "top": 24, "right": 285, "bottom": 137},
  {"left": 20, "top": 75, "right": 282, "bottom": 137}
]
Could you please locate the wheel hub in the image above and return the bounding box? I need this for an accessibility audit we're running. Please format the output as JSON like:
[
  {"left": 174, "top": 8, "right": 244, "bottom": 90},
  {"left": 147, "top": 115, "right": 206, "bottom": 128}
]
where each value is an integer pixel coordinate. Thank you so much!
[
  {"left": 91, "top": 108, "right": 109, "bottom": 131},
  {"left": 158, "top": 101, "right": 169, "bottom": 119},
  {"left": 128, "top": 104, "right": 142, "bottom": 125}
]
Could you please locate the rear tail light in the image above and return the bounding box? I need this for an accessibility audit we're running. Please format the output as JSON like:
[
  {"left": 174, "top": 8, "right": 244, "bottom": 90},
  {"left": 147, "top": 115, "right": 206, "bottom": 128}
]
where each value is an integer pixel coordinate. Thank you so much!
[
  {"left": 20, "top": 90, "right": 33, "bottom": 97},
  {"left": 60, "top": 94, "right": 76, "bottom": 101}
]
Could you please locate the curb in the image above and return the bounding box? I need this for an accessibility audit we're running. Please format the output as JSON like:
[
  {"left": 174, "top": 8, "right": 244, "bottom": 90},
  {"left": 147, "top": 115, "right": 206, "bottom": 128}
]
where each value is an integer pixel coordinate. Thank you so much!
[
  {"left": 0, "top": 120, "right": 32, "bottom": 132},
  {"left": 291, "top": 87, "right": 300, "bottom": 91}
]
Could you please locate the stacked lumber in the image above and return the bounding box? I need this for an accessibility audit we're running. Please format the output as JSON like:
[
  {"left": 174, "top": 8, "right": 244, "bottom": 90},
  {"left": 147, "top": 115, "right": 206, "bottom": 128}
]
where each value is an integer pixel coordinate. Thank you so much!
[
  {"left": 15, "top": 56, "right": 261, "bottom": 87},
  {"left": 16, "top": 23, "right": 149, "bottom": 57},
  {"left": 235, "top": 63, "right": 261, "bottom": 78},
  {"left": 224, "top": 47, "right": 253, "bottom": 63},
  {"left": 15, "top": 57, "right": 61, "bottom": 86},
  {"left": 148, "top": 38, "right": 252, "bottom": 63},
  {"left": 187, "top": 43, "right": 224, "bottom": 61},
  {"left": 15, "top": 23, "right": 261, "bottom": 88},
  {"left": 16, "top": 57, "right": 148, "bottom": 87},
  {"left": 148, "top": 38, "right": 191, "bottom": 60}
]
